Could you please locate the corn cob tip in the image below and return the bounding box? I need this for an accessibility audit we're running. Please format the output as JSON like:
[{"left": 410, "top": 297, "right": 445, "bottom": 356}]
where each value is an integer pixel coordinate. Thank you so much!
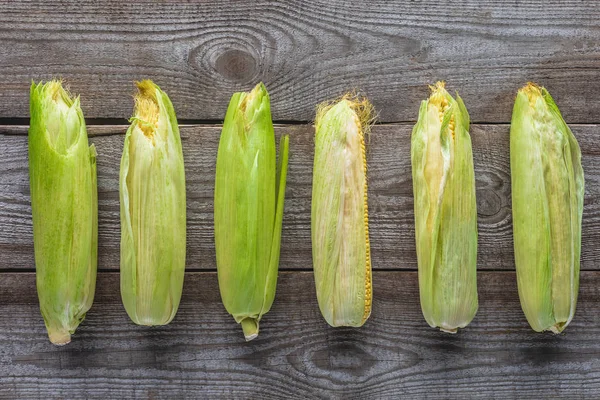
[
  {"left": 519, "top": 82, "right": 544, "bottom": 102},
  {"left": 32, "top": 79, "right": 80, "bottom": 118},
  {"left": 248, "top": 81, "right": 267, "bottom": 100},
  {"left": 240, "top": 318, "right": 259, "bottom": 341},
  {"left": 134, "top": 79, "right": 158, "bottom": 98},
  {"left": 132, "top": 80, "right": 160, "bottom": 140},
  {"left": 315, "top": 93, "right": 375, "bottom": 135},
  {"left": 428, "top": 80, "right": 446, "bottom": 93},
  {"left": 428, "top": 81, "right": 451, "bottom": 109},
  {"left": 45, "top": 79, "right": 67, "bottom": 98},
  {"left": 48, "top": 330, "right": 71, "bottom": 346},
  {"left": 238, "top": 82, "right": 269, "bottom": 118}
]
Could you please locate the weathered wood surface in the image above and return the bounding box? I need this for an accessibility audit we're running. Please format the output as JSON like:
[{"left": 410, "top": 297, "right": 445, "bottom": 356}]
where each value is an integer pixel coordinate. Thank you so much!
[
  {"left": 2, "top": 1, "right": 600, "bottom": 398},
  {"left": 1, "top": 1, "right": 600, "bottom": 122},
  {"left": 1, "top": 124, "right": 599, "bottom": 271},
  {"left": 0, "top": 271, "right": 599, "bottom": 399}
]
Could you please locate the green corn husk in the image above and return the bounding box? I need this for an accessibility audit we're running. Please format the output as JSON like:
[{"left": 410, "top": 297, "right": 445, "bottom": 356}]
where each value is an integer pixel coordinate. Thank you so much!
[
  {"left": 120, "top": 80, "right": 186, "bottom": 326},
  {"left": 29, "top": 80, "right": 98, "bottom": 345},
  {"left": 510, "top": 83, "right": 584, "bottom": 333},
  {"left": 411, "top": 82, "right": 478, "bottom": 333},
  {"left": 214, "top": 83, "right": 289, "bottom": 341},
  {"left": 311, "top": 95, "right": 373, "bottom": 328}
]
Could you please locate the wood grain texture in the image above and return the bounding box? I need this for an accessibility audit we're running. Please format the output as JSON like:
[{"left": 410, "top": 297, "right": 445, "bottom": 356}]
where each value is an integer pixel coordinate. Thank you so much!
[
  {"left": 1, "top": 0, "right": 600, "bottom": 122},
  {"left": 0, "top": 270, "right": 598, "bottom": 399},
  {"left": 1, "top": 124, "right": 599, "bottom": 271}
]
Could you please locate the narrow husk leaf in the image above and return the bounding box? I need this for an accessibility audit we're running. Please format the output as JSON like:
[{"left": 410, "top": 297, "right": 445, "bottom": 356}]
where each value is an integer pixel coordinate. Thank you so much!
[
  {"left": 311, "top": 94, "right": 373, "bottom": 328},
  {"left": 120, "top": 80, "right": 186, "bottom": 326},
  {"left": 411, "top": 81, "right": 478, "bottom": 333},
  {"left": 510, "top": 82, "right": 584, "bottom": 333},
  {"left": 29, "top": 80, "right": 98, "bottom": 345},
  {"left": 214, "top": 82, "right": 289, "bottom": 341}
]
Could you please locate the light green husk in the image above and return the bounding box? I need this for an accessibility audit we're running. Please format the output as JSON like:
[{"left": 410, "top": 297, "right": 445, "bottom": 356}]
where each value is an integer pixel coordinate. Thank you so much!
[
  {"left": 120, "top": 80, "right": 186, "bottom": 326},
  {"left": 29, "top": 80, "right": 98, "bottom": 345},
  {"left": 411, "top": 82, "right": 478, "bottom": 333},
  {"left": 311, "top": 95, "right": 373, "bottom": 328},
  {"left": 510, "top": 83, "right": 584, "bottom": 333},
  {"left": 214, "top": 82, "right": 289, "bottom": 341}
]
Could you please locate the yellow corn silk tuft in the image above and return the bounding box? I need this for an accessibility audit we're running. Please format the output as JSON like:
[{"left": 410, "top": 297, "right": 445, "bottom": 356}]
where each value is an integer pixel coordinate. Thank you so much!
[
  {"left": 510, "top": 83, "right": 584, "bottom": 333},
  {"left": 411, "top": 82, "right": 478, "bottom": 333},
  {"left": 214, "top": 83, "right": 289, "bottom": 341},
  {"left": 311, "top": 95, "right": 374, "bottom": 328},
  {"left": 119, "top": 80, "right": 187, "bottom": 326},
  {"left": 28, "top": 80, "right": 98, "bottom": 345}
]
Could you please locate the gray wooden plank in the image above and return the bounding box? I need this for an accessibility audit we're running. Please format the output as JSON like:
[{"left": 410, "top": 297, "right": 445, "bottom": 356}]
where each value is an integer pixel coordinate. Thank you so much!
[
  {"left": 0, "top": 270, "right": 598, "bottom": 399},
  {"left": 1, "top": 124, "right": 599, "bottom": 271},
  {"left": 1, "top": 1, "right": 600, "bottom": 122}
]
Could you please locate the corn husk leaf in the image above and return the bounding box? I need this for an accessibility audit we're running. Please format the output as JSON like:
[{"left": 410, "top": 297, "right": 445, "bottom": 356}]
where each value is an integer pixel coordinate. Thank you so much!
[
  {"left": 214, "top": 82, "right": 289, "bottom": 341},
  {"left": 311, "top": 95, "right": 373, "bottom": 328},
  {"left": 510, "top": 83, "right": 584, "bottom": 333},
  {"left": 29, "top": 80, "right": 98, "bottom": 345},
  {"left": 120, "top": 80, "right": 186, "bottom": 326},
  {"left": 411, "top": 82, "right": 478, "bottom": 333}
]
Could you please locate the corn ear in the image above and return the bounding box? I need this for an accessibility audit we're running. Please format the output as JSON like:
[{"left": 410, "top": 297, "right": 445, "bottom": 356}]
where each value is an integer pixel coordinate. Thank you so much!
[
  {"left": 411, "top": 82, "right": 478, "bottom": 333},
  {"left": 214, "top": 83, "right": 289, "bottom": 341},
  {"left": 510, "top": 83, "right": 584, "bottom": 333},
  {"left": 28, "top": 80, "right": 98, "bottom": 345},
  {"left": 120, "top": 80, "right": 186, "bottom": 326},
  {"left": 311, "top": 95, "right": 373, "bottom": 327}
]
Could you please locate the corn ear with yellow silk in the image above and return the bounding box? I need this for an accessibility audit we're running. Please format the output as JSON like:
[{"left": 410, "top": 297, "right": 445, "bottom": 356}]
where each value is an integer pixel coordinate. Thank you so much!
[
  {"left": 411, "top": 82, "right": 478, "bottom": 333},
  {"left": 214, "top": 83, "right": 289, "bottom": 341},
  {"left": 311, "top": 95, "right": 373, "bottom": 328},
  {"left": 120, "top": 80, "right": 187, "bottom": 326},
  {"left": 29, "top": 80, "right": 98, "bottom": 345},
  {"left": 510, "top": 83, "right": 584, "bottom": 333}
]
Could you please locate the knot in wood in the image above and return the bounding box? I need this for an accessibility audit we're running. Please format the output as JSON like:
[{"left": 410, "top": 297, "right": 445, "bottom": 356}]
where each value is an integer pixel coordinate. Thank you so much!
[{"left": 215, "top": 49, "right": 259, "bottom": 83}]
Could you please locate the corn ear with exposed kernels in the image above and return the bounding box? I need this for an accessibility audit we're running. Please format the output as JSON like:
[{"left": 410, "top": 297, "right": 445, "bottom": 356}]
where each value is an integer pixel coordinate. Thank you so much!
[
  {"left": 29, "top": 80, "right": 98, "bottom": 345},
  {"left": 411, "top": 82, "right": 478, "bottom": 333},
  {"left": 311, "top": 95, "right": 373, "bottom": 327},
  {"left": 214, "top": 83, "right": 289, "bottom": 341},
  {"left": 120, "top": 80, "right": 187, "bottom": 326},
  {"left": 510, "top": 83, "right": 584, "bottom": 333}
]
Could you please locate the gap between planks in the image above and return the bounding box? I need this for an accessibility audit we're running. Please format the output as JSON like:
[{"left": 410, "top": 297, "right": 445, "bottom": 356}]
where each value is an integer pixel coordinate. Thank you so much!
[
  {"left": 3, "top": 122, "right": 598, "bottom": 138},
  {"left": 0, "top": 268, "right": 528, "bottom": 274}
]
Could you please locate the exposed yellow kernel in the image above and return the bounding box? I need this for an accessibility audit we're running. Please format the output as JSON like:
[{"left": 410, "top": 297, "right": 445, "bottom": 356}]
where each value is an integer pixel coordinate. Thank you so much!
[
  {"left": 522, "top": 82, "right": 543, "bottom": 106},
  {"left": 134, "top": 81, "right": 160, "bottom": 142},
  {"left": 429, "top": 81, "right": 457, "bottom": 139},
  {"left": 359, "top": 124, "right": 372, "bottom": 324}
]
